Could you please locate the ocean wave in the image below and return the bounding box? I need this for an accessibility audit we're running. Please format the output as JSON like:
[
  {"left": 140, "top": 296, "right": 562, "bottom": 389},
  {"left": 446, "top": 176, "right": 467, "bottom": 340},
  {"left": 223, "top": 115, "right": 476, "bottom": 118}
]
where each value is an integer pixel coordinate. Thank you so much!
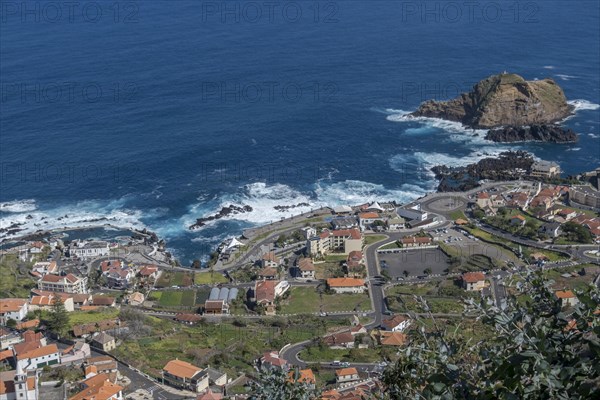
[
  {"left": 588, "top": 133, "right": 600, "bottom": 139},
  {"left": 565, "top": 147, "right": 581, "bottom": 152},
  {"left": 385, "top": 110, "right": 489, "bottom": 136},
  {"left": 0, "top": 199, "right": 37, "bottom": 213},
  {"left": 543, "top": 65, "right": 556, "bottom": 70},
  {"left": 555, "top": 74, "right": 578, "bottom": 81},
  {"left": 314, "top": 180, "right": 428, "bottom": 206},
  {"left": 0, "top": 198, "right": 148, "bottom": 241},
  {"left": 568, "top": 99, "right": 600, "bottom": 111}
]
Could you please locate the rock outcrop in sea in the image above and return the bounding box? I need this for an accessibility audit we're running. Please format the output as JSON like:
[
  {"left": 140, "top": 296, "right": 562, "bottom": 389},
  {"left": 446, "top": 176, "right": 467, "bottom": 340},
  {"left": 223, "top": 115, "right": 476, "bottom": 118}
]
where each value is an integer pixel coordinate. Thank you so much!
[
  {"left": 189, "top": 204, "right": 253, "bottom": 230},
  {"left": 485, "top": 124, "right": 577, "bottom": 143},
  {"left": 412, "top": 73, "right": 574, "bottom": 128},
  {"left": 431, "top": 151, "right": 535, "bottom": 192}
]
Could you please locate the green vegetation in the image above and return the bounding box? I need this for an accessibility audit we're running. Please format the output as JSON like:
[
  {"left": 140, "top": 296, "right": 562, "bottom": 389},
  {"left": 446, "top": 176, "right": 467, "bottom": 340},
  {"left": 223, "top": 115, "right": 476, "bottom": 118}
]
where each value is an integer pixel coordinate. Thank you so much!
[
  {"left": 483, "top": 208, "right": 544, "bottom": 240},
  {"left": 112, "top": 314, "right": 333, "bottom": 379},
  {"left": 300, "top": 346, "right": 382, "bottom": 363},
  {"left": 46, "top": 298, "right": 70, "bottom": 338},
  {"left": 380, "top": 241, "right": 401, "bottom": 250},
  {"left": 382, "top": 270, "right": 599, "bottom": 400},
  {"left": 149, "top": 290, "right": 202, "bottom": 309},
  {"left": 449, "top": 210, "right": 467, "bottom": 220},
  {"left": 386, "top": 280, "right": 476, "bottom": 314},
  {"left": 68, "top": 309, "right": 120, "bottom": 326},
  {"left": 155, "top": 271, "right": 194, "bottom": 288},
  {"left": 0, "top": 254, "right": 37, "bottom": 298},
  {"left": 364, "top": 235, "right": 387, "bottom": 246},
  {"left": 559, "top": 221, "right": 593, "bottom": 244},
  {"left": 279, "top": 287, "right": 371, "bottom": 314},
  {"left": 194, "top": 271, "right": 228, "bottom": 285}
]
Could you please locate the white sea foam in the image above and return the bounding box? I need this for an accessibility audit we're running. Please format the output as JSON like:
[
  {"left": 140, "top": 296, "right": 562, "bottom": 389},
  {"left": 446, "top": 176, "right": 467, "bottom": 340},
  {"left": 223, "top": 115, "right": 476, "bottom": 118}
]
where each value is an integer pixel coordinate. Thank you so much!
[
  {"left": 0, "top": 199, "right": 37, "bottom": 213},
  {"left": 568, "top": 100, "right": 600, "bottom": 111},
  {"left": 565, "top": 147, "right": 581, "bottom": 152},
  {"left": 588, "top": 133, "right": 600, "bottom": 139},
  {"left": 543, "top": 66, "right": 556, "bottom": 70},
  {"left": 555, "top": 74, "right": 578, "bottom": 81},
  {"left": 385, "top": 110, "right": 489, "bottom": 138},
  {"left": 0, "top": 198, "right": 148, "bottom": 241}
]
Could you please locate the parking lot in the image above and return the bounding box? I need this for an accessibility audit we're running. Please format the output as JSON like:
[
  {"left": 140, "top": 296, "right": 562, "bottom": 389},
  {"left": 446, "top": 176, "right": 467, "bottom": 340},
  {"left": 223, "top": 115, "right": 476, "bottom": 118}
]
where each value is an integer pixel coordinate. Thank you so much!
[
  {"left": 378, "top": 248, "right": 450, "bottom": 278},
  {"left": 433, "top": 227, "right": 518, "bottom": 263}
]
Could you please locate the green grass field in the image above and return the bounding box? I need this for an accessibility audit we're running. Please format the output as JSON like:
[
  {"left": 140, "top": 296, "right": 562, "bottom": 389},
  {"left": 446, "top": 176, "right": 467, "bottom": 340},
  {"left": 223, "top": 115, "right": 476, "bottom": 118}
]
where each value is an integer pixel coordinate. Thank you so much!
[
  {"left": 449, "top": 210, "right": 467, "bottom": 220},
  {"left": 364, "top": 235, "right": 387, "bottom": 246},
  {"left": 279, "top": 287, "right": 371, "bottom": 314},
  {"left": 155, "top": 271, "right": 194, "bottom": 288},
  {"left": 68, "top": 309, "right": 120, "bottom": 329},
  {"left": 194, "top": 271, "right": 228, "bottom": 285}
]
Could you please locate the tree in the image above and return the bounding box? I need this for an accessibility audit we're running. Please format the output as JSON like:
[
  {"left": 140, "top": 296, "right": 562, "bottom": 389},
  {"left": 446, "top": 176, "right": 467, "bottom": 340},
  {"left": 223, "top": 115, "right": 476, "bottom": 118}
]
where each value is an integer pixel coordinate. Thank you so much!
[
  {"left": 403, "top": 270, "right": 410, "bottom": 278},
  {"left": 6, "top": 318, "right": 16, "bottom": 328},
  {"left": 251, "top": 367, "right": 318, "bottom": 400},
  {"left": 381, "top": 270, "right": 599, "bottom": 399},
  {"left": 47, "top": 297, "right": 70, "bottom": 338}
]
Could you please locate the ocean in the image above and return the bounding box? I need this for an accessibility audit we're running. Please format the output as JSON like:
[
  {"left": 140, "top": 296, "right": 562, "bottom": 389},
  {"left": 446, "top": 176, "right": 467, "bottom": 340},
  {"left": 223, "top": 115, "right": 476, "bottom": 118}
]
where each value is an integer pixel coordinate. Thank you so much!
[{"left": 1, "top": 0, "right": 599, "bottom": 264}]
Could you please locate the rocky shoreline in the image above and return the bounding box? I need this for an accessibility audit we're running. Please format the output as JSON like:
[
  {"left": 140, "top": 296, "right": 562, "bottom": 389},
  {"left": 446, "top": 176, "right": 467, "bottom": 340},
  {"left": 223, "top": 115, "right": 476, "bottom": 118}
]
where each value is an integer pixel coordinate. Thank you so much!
[
  {"left": 274, "top": 202, "right": 310, "bottom": 212},
  {"left": 189, "top": 204, "right": 253, "bottom": 230},
  {"left": 431, "top": 151, "right": 535, "bottom": 192},
  {"left": 485, "top": 124, "right": 578, "bottom": 143}
]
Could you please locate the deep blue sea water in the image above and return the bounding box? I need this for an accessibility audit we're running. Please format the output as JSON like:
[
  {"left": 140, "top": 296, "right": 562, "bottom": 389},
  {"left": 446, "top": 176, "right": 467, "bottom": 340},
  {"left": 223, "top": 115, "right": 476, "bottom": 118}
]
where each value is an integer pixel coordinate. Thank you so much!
[{"left": 1, "top": 0, "right": 599, "bottom": 264}]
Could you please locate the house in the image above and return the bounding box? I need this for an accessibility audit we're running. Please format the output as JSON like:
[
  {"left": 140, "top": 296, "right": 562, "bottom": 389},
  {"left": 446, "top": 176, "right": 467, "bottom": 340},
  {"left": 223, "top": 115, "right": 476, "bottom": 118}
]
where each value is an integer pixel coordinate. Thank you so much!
[
  {"left": 0, "top": 328, "right": 22, "bottom": 352},
  {"left": 455, "top": 218, "right": 469, "bottom": 226},
  {"left": 175, "top": 313, "right": 202, "bottom": 324},
  {"left": 288, "top": 369, "right": 316, "bottom": 390},
  {"left": 555, "top": 208, "right": 578, "bottom": 221},
  {"left": 125, "top": 292, "right": 145, "bottom": 306},
  {"left": 90, "top": 296, "right": 117, "bottom": 308},
  {"left": 530, "top": 160, "right": 560, "bottom": 178},
  {"left": 15, "top": 320, "right": 39, "bottom": 331},
  {"left": 85, "top": 356, "right": 118, "bottom": 376},
  {"left": 16, "top": 344, "right": 60, "bottom": 371},
  {"left": 335, "top": 367, "right": 360, "bottom": 383},
  {"left": 28, "top": 242, "right": 45, "bottom": 254},
  {"left": 378, "top": 331, "right": 407, "bottom": 347},
  {"left": 91, "top": 332, "right": 116, "bottom": 352},
  {"left": 261, "top": 252, "right": 280, "bottom": 269},
  {"left": 69, "top": 240, "right": 110, "bottom": 258},
  {"left": 38, "top": 273, "right": 87, "bottom": 294},
  {"left": 327, "top": 278, "right": 366, "bottom": 294},
  {"left": 138, "top": 265, "right": 160, "bottom": 281},
  {"left": 538, "top": 222, "right": 562, "bottom": 238},
  {"left": 476, "top": 192, "right": 491, "bottom": 208},
  {"left": 61, "top": 341, "right": 91, "bottom": 365},
  {"left": 358, "top": 212, "right": 382, "bottom": 230},
  {"left": 204, "top": 300, "right": 229, "bottom": 315},
  {"left": 331, "top": 217, "right": 359, "bottom": 230},
  {"left": 162, "top": 359, "right": 209, "bottom": 393},
  {"left": 387, "top": 217, "right": 405, "bottom": 231},
  {"left": 323, "top": 331, "right": 355, "bottom": 349},
  {"left": 506, "top": 192, "right": 529, "bottom": 209},
  {"left": 350, "top": 324, "right": 367, "bottom": 336},
  {"left": 29, "top": 294, "right": 75, "bottom": 312},
  {"left": 345, "top": 251, "right": 365, "bottom": 277},
  {"left": 509, "top": 215, "right": 527, "bottom": 226},
  {"left": 0, "top": 368, "right": 38, "bottom": 400},
  {"left": 296, "top": 258, "right": 316, "bottom": 280},
  {"left": 253, "top": 280, "right": 290, "bottom": 315},
  {"left": 332, "top": 205, "right": 353, "bottom": 215},
  {"left": 555, "top": 290, "right": 579, "bottom": 308},
  {"left": 461, "top": 272, "right": 486, "bottom": 291},
  {"left": 30, "top": 261, "right": 58, "bottom": 278},
  {"left": 399, "top": 236, "right": 432, "bottom": 248},
  {"left": 0, "top": 299, "right": 28, "bottom": 325},
  {"left": 197, "top": 367, "right": 227, "bottom": 388},
  {"left": 70, "top": 373, "right": 123, "bottom": 400},
  {"left": 257, "top": 267, "right": 278, "bottom": 280},
  {"left": 197, "top": 389, "right": 223, "bottom": 400},
  {"left": 381, "top": 315, "right": 411, "bottom": 332},
  {"left": 530, "top": 252, "right": 549, "bottom": 263},
  {"left": 103, "top": 266, "right": 134, "bottom": 289},
  {"left": 72, "top": 319, "right": 122, "bottom": 338},
  {"left": 71, "top": 294, "right": 91, "bottom": 308},
  {"left": 259, "top": 351, "right": 288, "bottom": 370}
]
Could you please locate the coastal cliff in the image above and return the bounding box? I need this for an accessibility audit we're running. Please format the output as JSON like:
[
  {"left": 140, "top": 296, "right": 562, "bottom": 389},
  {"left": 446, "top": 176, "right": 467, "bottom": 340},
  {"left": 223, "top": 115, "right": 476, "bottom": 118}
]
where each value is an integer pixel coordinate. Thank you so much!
[{"left": 411, "top": 73, "right": 574, "bottom": 129}]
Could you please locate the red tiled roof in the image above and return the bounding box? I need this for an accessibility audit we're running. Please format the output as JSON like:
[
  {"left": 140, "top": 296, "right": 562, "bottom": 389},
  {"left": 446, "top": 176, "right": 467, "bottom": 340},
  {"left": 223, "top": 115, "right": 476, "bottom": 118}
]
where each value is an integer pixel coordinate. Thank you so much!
[
  {"left": 297, "top": 258, "right": 315, "bottom": 271},
  {"left": 335, "top": 367, "right": 358, "bottom": 377},
  {"left": 163, "top": 359, "right": 202, "bottom": 379},
  {"left": 16, "top": 344, "right": 59, "bottom": 361},
  {"left": 462, "top": 272, "right": 485, "bottom": 283},
  {"left": 359, "top": 212, "right": 379, "bottom": 219},
  {"left": 327, "top": 278, "right": 365, "bottom": 287},
  {"left": 255, "top": 280, "right": 276, "bottom": 303},
  {"left": 555, "top": 290, "right": 576, "bottom": 299},
  {"left": 0, "top": 298, "right": 27, "bottom": 313},
  {"left": 382, "top": 315, "right": 408, "bottom": 329},
  {"left": 332, "top": 228, "right": 362, "bottom": 240}
]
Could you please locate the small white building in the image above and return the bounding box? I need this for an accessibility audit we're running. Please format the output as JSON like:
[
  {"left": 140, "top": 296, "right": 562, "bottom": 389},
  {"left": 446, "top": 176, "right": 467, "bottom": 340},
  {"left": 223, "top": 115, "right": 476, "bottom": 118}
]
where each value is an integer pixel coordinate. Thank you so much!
[
  {"left": 335, "top": 367, "right": 360, "bottom": 383},
  {"left": 0, "top": 299, "right": 28, "bottom": 325},
  {"left": 16, "top": 344, "right": 61, "bottom": 371},
  {"left": 69, "top": 240, "right": 110, "bottom": 258},
  {"left": 326, "top": 278, "right": 366, "bottom": 294}
]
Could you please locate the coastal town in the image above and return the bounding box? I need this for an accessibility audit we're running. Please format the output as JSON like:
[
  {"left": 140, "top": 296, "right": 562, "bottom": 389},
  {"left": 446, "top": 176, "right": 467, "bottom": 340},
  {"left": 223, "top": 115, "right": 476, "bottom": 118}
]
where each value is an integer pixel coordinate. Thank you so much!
[{"left": 1, "top": 163, "right": 599, "bottom": 399}]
